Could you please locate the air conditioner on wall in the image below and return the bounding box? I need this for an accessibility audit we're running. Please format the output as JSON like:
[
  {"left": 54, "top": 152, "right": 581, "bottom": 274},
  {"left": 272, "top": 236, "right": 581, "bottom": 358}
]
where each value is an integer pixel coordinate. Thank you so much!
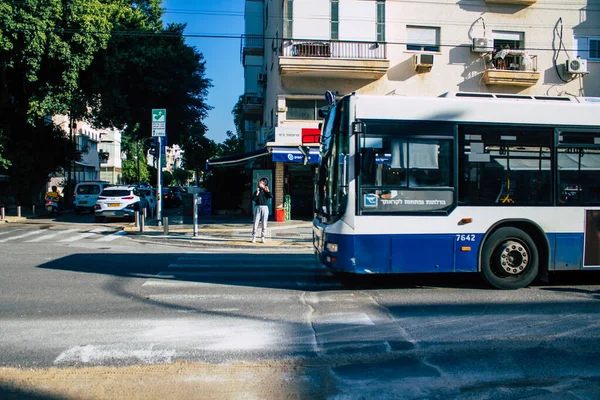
[
  {"left": 413, "top": 53, "right": 434, "bottom": 72},
  {"left": 472, "top": 37, "right": 493, "bottom": 53},
  {"left": 565, "top": 58, "right": 588, "bottom": 74}
]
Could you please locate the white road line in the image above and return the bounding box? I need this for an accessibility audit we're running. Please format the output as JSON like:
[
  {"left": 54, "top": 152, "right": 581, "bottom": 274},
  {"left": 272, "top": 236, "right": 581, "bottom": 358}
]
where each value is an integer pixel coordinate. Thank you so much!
[
  {"left": 26, "top": 229, "right": 79, "bottom": 243},
  {"left": 0, "top": 230, "right": 44, "bottom": 243},
  {"left": 0, "top": 229, "right": 21, "bottom": 237},
  {"left": 59, "top": 228, "right": 107, "bottom": 243},
  {"left": 95, "top": 230, "right": 126, "bottom": 242}
]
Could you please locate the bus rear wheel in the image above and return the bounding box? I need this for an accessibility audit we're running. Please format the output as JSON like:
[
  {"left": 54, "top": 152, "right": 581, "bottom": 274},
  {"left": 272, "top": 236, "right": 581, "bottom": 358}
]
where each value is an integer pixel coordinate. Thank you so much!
[{"left": 481, "top": 227, "right": 539, "bottom": 290}]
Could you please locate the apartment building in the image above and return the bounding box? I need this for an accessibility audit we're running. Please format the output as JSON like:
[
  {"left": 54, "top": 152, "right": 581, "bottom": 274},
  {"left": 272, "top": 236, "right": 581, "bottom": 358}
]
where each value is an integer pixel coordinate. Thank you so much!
[
  {"left": 51, "top": 115, "right": 102, "bottom": 188},
  {"left": 231, "top": 0, "right": 599, "bottom": 219},
  {"left": 98, "top": 128, "right": 122, "bottom": 184}
]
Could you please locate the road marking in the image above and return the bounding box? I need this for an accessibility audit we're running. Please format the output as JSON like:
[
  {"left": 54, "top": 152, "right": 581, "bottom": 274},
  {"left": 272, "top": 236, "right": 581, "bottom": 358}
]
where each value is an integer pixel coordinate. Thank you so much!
[
  {"left": 0, "top": 229, "right": 21, "bottom": 237},
  {"left": 59, "top": 228, "right": 107, "bottom": 243},
  {"left": 0, "top": 230, "right": 44, "bottom": 242},
  {"left": 26, "top": 229, "right": 79, "bottom": 243},
  {"left": 95, "top": 230, "right": 126, "bottom": 242}
]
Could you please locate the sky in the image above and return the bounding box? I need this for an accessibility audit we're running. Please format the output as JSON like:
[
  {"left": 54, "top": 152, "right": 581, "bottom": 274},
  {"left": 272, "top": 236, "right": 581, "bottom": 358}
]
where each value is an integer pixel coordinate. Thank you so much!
[{"left": 162, "top": 0, "right": 245, "bottom": 144}]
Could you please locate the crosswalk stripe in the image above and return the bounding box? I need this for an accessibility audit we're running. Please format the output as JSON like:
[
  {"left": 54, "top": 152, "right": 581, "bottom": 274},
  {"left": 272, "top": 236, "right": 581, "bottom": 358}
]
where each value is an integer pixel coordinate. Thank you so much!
[
  {"left": 59, "top": 228, "right": 107, "bottom": 243},
  {"left": 95, "top": 230, "right": 126, "bottom": 242},
  {"left": 0, "top": 230, "right": 44, "bottom": 243},
  {"left": 26, "top": 229, "right": 79, "bottom": 243}
]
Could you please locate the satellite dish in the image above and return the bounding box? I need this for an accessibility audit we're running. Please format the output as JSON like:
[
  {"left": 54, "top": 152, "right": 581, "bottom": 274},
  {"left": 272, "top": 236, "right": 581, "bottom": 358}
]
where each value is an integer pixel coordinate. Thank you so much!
[{"left": 325, "top": 90, "right": 335, "bottom": 106}]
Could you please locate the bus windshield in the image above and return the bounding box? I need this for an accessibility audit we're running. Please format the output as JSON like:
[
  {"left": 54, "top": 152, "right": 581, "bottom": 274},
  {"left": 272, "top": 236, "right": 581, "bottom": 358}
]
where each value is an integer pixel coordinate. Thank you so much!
[{"left": 315, "top": 99, "right": 349, "bottom": 223}]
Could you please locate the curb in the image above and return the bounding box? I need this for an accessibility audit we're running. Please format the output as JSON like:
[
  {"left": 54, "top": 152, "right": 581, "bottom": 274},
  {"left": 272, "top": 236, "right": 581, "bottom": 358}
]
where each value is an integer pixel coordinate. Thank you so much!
[{"left": 126, "top": 233, "right": 313, "bottom": 249}]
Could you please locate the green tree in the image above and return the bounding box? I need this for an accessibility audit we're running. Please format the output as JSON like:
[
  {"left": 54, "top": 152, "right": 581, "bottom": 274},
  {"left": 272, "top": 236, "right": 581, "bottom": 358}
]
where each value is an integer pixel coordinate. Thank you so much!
[
  {"left": 172, "top": 168, "right": 191, "bottom": 186},
  {"left": 121, "top": 135, "right": 149, "bottom": 184},
  {"left": 218, "top": 130, "right": 244, "bottom": 157},
  {"left": 162, "top": 170, "right": 173, "bottom": 187},
  {"left": 0, "top": 0, "right": 118, "bottom": 202}
]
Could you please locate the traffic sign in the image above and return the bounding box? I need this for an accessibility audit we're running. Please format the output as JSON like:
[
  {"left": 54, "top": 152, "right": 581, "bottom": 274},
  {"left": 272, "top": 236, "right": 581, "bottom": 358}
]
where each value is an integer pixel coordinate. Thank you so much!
[{"left": 151, "top": 109, "right": 166, "bottom": 137}]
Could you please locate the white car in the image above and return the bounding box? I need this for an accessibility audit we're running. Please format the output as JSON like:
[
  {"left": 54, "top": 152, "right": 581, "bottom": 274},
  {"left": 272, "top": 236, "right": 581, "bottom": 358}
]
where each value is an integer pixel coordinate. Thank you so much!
[
  {"left": 74, "top": 181, "right": 110, "bottom": 214},
  {"left": 138, "top": 187, "right": 157, "bottom": 218},
  {"left": 94, "top": 185, "right": 148, "bottom": 222}
]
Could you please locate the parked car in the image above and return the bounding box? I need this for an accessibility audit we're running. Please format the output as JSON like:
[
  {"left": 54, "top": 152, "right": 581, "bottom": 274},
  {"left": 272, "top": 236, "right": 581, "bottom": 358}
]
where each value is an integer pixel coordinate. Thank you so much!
[
  {"left": 73, "top": 181, "right": 110, "bottom": 214},
  {"left": 94, "top": 185, "right": 148, "bottom": 222},
  {"left": 138, "top": 187, "right": 156, "bottom": 217},
  {"left": 163, "top": 186, "right": 183, "bottom": 208}
]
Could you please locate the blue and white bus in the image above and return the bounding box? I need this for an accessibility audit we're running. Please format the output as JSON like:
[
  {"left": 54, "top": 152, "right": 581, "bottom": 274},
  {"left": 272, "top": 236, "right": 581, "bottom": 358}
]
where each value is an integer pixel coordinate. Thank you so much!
[{"left": 313, "top": 92, "right": 600, "bottom": 289}]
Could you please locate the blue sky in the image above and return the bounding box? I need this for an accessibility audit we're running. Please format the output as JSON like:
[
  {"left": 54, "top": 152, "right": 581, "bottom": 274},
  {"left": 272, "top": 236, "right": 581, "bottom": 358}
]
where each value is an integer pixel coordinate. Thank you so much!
[{"left": 162, "top": 0, "right": 245, "bottom": 144}]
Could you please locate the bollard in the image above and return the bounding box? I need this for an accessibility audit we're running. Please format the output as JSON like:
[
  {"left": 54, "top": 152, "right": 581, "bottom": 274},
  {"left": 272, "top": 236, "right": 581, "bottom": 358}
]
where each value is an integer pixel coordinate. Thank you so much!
[
  {"left": 143, "top": 207, "right": 147, "bottom": 220},
  {"left": 32, "top": 205, "right": 35, "bottom": 215},
  {"left": 140, "top": 214, "right": 145, "bottom": 232},
  {"left": 1, "top": 207, "right": 4, "bottom": 220},
  {"left": 163, "top": 217, "right": 169, "bottom": 235},
  {"left": 17, "top": 206, "right": 21, "bottom": 218},
  {"left": 193, "top": 193, "right": 198, "bottom": 237},
  {"left": 134, "top": 211, "right": 139, "bottom": 227}
]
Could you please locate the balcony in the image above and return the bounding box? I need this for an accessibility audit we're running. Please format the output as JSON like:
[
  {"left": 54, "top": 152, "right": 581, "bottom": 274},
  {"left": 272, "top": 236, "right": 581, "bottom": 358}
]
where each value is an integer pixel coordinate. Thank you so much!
[
  {"left": 485, "top": 0, "right": 536, "bottom": 5},
  {"left": 242, "top": 94, "right": 264, "bottom": 117},
  {"left": 483, "top": 50, "right": 540, "bottom": 87},
  {"left": 279, "top": 40, "right": 390, "bottom": 80},
  {"left": 241, "top": 35, "right": 264, "bottom": 65}
]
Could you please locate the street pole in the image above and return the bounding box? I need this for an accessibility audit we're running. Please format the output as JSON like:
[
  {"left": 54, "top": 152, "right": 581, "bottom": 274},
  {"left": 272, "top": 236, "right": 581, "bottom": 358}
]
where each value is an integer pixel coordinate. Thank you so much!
[
  {"left": 156, "top": 136, "right": 162, "bottom": 226},
  {"left": 136, "top": 140, "right": 140, "bottom": 184}
]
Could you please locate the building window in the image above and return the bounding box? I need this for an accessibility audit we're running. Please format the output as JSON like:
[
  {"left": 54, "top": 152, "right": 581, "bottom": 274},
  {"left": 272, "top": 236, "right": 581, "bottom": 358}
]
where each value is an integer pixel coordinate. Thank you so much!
[
  {"left": 284, "top": 0, "right": 293, "bottom": 39},
  {"left": 407, "top": 26, "right": 439, "bottom": 52},
  {"left": 376, "top": 1, "right": 385, "bottom": 42},
  {"left": 493, "top": 31, "right": 524, "bottom": 51},
  {"left": 330, "top": 0, "right": 339, "bottom": 41},
  {"left": 575, "top": 36, "right": 600, "bottom": 61},
  {"left": 286, "top": 99, "right": 327, "bottom": 120}
]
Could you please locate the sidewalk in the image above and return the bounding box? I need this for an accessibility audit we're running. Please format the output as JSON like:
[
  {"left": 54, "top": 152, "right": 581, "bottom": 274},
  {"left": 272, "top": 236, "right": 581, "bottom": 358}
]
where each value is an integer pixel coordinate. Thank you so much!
[{"left": 124, "top": 215, "right": 314, "bottom": 249}]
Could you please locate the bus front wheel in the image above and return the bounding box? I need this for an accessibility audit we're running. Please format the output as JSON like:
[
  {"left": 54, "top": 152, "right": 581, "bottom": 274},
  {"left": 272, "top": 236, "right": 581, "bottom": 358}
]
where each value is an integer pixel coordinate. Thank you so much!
[{"left": 481, "top": 227, "right": 539, "bottom": 290}]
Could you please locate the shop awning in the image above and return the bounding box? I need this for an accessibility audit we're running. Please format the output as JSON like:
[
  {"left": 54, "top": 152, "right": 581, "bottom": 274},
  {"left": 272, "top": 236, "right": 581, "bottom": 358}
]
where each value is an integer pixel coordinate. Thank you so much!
[{"left": 206, "top": 147, "right": 270, "bottom": 168}]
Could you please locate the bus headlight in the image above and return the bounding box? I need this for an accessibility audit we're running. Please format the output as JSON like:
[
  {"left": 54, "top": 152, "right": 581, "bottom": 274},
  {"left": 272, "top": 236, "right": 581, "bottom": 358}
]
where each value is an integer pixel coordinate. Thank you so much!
[{"left": 326, "top": 242, "right": 338, "bottom": 252}]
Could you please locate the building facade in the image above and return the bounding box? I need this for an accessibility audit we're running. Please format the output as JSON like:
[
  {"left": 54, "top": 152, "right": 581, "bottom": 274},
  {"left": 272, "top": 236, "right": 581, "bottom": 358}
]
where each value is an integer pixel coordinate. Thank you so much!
[
  {"left": 98, "top": 128, "right": 122, "bottom": 184},
  {"left": 238, "top": 0, "right": 599, "bottom": 219}
]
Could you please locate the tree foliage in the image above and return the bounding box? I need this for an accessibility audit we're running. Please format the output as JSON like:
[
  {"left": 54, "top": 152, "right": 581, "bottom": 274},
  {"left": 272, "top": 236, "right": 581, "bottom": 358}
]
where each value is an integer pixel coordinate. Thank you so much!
[
  {"left": 172, "top": 168, "right": 191, "bottom": 186},
  {"left": 0, "top": 0, "right": 217, "bottom": 203}
]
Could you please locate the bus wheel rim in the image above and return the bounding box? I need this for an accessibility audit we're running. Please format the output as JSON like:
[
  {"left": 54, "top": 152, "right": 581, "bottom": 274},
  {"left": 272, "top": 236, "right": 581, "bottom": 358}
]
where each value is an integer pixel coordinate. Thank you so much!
[{"left": 497, "top": 239, "right": 529, "bottom": 275}]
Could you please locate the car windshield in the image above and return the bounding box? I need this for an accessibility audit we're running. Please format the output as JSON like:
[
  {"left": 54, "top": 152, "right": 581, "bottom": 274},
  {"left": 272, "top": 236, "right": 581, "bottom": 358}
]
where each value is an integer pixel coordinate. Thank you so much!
[{"left": 101, "top": 189, "right": 130, "bottom": 197}]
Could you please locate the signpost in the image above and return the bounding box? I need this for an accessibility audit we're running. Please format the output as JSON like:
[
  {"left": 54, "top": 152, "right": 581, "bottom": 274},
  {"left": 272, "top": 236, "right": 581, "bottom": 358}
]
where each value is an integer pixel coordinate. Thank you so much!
[{"left": 152, "top": 109, "right": 166, "bottom": 225}]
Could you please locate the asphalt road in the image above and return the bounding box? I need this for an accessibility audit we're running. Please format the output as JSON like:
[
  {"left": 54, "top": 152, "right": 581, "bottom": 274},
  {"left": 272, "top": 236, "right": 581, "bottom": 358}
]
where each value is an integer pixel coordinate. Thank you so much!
[{"left": 1, "top": 221, "right": 600, "bottom": 399}]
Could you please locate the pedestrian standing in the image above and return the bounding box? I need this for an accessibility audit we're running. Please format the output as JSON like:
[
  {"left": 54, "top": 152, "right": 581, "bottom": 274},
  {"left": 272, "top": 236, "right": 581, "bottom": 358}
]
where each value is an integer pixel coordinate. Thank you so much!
[{"left": 252, "top": 178, "right": 272, "bottom": 243}]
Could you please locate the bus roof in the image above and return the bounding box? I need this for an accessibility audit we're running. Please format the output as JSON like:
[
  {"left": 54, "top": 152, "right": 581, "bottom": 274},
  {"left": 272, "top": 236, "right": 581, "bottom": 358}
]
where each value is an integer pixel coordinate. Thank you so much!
[{"left": 352, "top": 92, "right": 600, "bottom": 128}]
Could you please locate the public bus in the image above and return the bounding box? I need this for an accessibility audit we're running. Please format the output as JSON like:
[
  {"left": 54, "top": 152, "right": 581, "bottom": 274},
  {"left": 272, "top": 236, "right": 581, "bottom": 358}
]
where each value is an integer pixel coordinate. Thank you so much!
[{"left": 312, "top": 91, "right": 600, "bottom": 289}]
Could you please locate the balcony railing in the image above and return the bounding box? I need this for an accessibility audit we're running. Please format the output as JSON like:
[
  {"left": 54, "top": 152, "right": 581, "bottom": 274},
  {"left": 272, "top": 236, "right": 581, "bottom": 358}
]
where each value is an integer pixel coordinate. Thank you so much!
[
  {"left": 487, "top": 50, "right": 538, "bottom": 72},
  {"left": 242, "top": 94, "right": 264, "bottom": 116},
  {"left": 240, "top": 34, "right": 264, "bottom": 64},
  {"left": 282, "top": 39, "right": 386, "bottom": 60},
  {"left": 483, "top": 51, "right": 540, "bottom": 87}
]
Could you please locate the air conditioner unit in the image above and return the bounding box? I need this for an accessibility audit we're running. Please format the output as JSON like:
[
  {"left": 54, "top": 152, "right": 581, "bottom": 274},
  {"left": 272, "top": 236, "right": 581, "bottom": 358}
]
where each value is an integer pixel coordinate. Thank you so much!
[
  {"left": 565, "top": 58, "right": 588, "bottom": 74},
  {"left": 472, "top": 37, "right": 493, "bottom": 53},
  {"left": 413, "top": 53, "right": 434, "bottom": 72},
  {"left": 258, "top": 73, "right": 267, "bottom": 83}
]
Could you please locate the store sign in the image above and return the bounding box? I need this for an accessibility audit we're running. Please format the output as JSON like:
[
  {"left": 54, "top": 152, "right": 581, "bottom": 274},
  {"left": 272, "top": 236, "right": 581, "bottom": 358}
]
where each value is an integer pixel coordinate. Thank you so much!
[
  {"left": 274, "top": 127, "right": 301, "bottom": 144},
  {"left": 272, "top": 151, "right": 319, "bottom": 163}
]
